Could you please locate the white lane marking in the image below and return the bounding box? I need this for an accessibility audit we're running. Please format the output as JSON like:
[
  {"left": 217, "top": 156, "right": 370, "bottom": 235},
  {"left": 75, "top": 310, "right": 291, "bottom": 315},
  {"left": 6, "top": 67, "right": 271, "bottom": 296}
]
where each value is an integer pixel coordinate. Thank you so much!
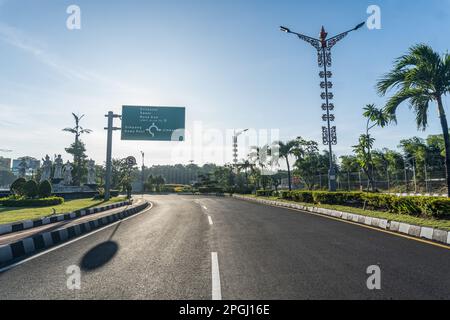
[
  {"left": 208, "top": 215, "right": 213, "bottom": 225},
  {"left": 202, "top": 205, "right": 208, "bottom": 211},
  {"left": 211, "top": 252, "right": 222, "bottom": 300},
  {"left": 0, "top": 202, "right": 154, "bottom": 273}
]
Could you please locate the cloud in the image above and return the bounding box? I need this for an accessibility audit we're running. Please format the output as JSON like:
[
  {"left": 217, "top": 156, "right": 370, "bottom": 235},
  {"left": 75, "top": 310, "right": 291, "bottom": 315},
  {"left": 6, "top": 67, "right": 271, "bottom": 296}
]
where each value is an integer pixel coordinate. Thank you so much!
[{"left": 0, "top": 23, "right": 145, "bottom": 93}]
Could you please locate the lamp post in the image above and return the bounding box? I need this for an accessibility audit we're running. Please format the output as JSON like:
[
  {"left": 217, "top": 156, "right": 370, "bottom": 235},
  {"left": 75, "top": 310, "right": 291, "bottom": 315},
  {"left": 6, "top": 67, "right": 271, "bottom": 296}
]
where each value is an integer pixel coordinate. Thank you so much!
[
  {"left": 233, "top": 129, "right": 249, "bottom": 167},
  {"left": 280, "top": 22, "right": 365, "bottom": 191}
]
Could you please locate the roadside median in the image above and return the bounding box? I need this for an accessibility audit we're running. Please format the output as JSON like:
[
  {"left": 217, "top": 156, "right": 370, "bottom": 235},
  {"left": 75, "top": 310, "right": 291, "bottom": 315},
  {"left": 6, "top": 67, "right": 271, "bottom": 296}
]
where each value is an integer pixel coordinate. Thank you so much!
[
  {"left": 233, "top": 194, "right": 450, "bottom": 247},
  {"left": 0, "top": 199, "right": 150, "bottom": 267},
  {"left": 0, "top": 200, "right": 132, "bottom": 236}
]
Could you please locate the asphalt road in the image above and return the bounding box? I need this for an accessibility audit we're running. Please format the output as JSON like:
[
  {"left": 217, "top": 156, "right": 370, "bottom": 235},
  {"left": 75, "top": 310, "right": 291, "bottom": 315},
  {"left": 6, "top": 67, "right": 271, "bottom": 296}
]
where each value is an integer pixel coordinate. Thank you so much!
[{"left": 0, "top": 195, "right": 449, "bottom": 300}]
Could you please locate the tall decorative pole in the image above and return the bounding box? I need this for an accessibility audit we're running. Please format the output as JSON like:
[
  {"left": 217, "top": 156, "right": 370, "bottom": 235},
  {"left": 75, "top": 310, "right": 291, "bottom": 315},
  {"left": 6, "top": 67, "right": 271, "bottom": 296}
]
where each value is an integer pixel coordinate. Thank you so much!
[
  {"left": 232, "top": 129, "right": 249, "bottom": 169},
  {"left": 280, "top": 22, "right": 365, "bottom": 191}
]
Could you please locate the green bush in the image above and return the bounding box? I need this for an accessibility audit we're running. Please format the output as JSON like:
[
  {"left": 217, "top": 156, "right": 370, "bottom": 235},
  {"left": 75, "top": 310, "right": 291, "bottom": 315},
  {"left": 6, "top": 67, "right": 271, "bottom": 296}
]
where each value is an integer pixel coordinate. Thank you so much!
[
  {"left": 256, "top": 190, "right": 273, "bottom": 197},
  {"left": 10, "top": 178, "right": 26, "bottom": 196},
  {"left": 279, "top": 190, "right": 292, "bottom": 200},
  {"left": 198, "top": 187, "right": 224, "bottom": 194},
  {"left": 291, "top": 191, "right": 314, "bottom": 203},
  {"left": 277, "top": 190, "right": 450, "bottom": 218},
  {"left": 23, "top": 180, "right": 38, "bottom": 198},
  {"left": 419, "top": 197, "right": 450, "bottom": 218},
  {"left": 0, "top": 196, "right": 64, "bottom": 207},
  {"left": 38, "top": 180, "right": 52, "bottom": 198}
]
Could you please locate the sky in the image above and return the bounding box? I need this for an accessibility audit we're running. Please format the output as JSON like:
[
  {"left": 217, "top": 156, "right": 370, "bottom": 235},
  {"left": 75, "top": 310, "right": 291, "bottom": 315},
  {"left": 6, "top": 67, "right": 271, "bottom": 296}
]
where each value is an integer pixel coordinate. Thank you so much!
[{"left": 0, "top": 0, "right": 449, "bottom": 167}]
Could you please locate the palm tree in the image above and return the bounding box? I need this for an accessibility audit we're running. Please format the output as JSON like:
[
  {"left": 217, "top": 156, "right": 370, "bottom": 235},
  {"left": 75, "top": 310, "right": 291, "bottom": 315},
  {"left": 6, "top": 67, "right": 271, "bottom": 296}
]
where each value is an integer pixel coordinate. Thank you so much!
[
  {"left": 237, "top": 160, "right": 254, "bottom": 188},
  {"left": 354, "top": 104, "right": 390, "bottom": 191},
  {"left": 278, "top": 139, "right": 299, "bottom": 191},
  {"left": 63, "top": 113, "right": 92, "bottom": 185},
  {"left": 377, "top": 44, "right": 450, "bottom": 197},
  {"left": 63, "top": 113, "right": 92, "bottom": 146}
]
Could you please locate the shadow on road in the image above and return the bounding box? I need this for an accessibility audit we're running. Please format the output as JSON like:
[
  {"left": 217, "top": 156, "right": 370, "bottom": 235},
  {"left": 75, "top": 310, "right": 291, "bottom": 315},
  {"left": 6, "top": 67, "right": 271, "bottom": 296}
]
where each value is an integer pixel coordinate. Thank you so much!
[{"left": 80, "top": 241, "right": 119, "bottom": 271}]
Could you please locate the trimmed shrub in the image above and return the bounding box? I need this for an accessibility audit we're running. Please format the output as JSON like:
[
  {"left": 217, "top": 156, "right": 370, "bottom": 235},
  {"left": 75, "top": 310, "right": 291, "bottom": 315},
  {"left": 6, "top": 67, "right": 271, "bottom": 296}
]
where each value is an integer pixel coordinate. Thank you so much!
[
  {"left": 256, "top": 190, "right": 273, "bottom": 197},
  {"left": 0, "top": 196, "right": 64, "bottom": 207},
  {"left": 38, "top": 180, "right": 52, "bottom": 198},
  {"left": 291, "top": 191, "right": 314, "bottom": 203},
  {"left": 276, "top": 190, "right": 450, "bottom": 218},
  {"left": 419, "top": 197, "right": 450, "bottom": 218},
  {"left": 198, "top": 187, "right": 224, "bottom": 194},
  {"left": 279, "top": 190, "right": 292, "bottom": 200},
  {"left": 10, "top": 178, "right": 26, "bottom": 196},
  {"left": 312, "top": 191, "right": 363, "bottom": 206},
  {"left": 23, "top": 180, "right": 38, "bottom": 198}
]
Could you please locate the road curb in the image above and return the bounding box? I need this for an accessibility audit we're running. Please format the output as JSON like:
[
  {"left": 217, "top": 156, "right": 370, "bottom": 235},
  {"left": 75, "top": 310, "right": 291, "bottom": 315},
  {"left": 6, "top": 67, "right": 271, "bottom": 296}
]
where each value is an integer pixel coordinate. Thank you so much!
[
  {"left": 0, "top": 201, "right": 150, "bottom": 266},
  {"left": 233, "top": 195, "right": 450, "bottom": 247},
  {"left": 0, "top": 200, "right": 132, "bottom": 236}
]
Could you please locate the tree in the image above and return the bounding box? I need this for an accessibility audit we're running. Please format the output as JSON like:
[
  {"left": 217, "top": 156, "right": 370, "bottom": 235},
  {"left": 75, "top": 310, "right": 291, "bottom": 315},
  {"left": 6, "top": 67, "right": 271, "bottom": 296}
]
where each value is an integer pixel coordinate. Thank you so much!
[
  {"left": 377, "top": 44, "right": 450, "bottom": 197},
  {"left": 353, "top": 104, "right": 390, "bottom": 191},
  {"left": 292, "top": 138, "right": 323, "bottom": 190},
  {"left": 278, "top": 139, "right": 300, "bottom": 191},
  {"left": 63, "top": 113, "right": 92, "bottom": 186},
  {"left": 236, "top": 160, "right": 255, "bottom": 189},
  {"left": 353, "top": 134, "right": 376, "bottom": 191}
]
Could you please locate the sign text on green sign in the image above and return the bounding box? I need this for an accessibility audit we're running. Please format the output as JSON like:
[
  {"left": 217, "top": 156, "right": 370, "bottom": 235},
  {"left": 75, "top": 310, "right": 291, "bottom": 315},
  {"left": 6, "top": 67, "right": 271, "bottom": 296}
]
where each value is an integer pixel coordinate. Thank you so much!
[{"left": 121, "top": 106, "right": 185, "bottom": 141}]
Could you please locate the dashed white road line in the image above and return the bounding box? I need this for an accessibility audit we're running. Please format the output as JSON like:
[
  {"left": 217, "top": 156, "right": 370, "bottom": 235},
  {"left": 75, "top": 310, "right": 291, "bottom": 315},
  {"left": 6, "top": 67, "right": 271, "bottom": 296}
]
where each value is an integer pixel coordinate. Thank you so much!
[
  {"left": 202, "top": 205, "right": 208, "bottom": 211},
  {"left": 208, "top": 215, "right": 213, "bottom": 225},
  {"left": 211, "top": 252, "right": 222, "bottom": 300}
]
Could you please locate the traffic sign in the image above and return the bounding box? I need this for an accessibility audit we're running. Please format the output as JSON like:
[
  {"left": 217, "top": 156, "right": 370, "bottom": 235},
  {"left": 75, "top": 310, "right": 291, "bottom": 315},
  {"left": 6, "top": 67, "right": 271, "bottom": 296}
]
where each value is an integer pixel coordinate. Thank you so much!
[
  {"left": 125, "top": 156, "right": 137, "bottom": 166},
  {"left": 121, "top": 106, "right": 185, "bottom": 141}
]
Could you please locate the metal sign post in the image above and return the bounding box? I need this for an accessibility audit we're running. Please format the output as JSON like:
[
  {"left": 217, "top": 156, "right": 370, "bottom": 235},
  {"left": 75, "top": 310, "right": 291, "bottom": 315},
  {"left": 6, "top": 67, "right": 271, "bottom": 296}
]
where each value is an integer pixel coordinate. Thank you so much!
[
  {"left": 104, "top": 106, "right": 185, "bottom": 201},
  {"left": 104, "top": 111, "right": 121, "bottom": 201}
]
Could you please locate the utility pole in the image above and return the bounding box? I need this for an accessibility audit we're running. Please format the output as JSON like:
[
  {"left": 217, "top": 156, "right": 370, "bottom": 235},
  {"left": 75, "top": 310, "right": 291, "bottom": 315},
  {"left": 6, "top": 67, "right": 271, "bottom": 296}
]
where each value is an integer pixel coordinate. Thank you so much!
[
  {"left": 104, "top": 111, "right": 121, "bottom": 201},
  {"left": 141, "top": 151, "right": 145, "bottom": 196},
  {"left": 280, "top": 22, "right": 365, "bottom": 192}
]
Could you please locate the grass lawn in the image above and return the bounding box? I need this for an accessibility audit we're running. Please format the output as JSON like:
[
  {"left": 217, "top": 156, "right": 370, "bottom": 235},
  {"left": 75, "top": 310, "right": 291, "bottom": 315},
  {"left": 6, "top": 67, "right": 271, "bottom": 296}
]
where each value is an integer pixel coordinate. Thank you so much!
[
  {"left": 240, "top": 195, "right": 450, "bottom": 231},
  {"left": 0, "top": 197, "right": 127, "bottom": 225}
]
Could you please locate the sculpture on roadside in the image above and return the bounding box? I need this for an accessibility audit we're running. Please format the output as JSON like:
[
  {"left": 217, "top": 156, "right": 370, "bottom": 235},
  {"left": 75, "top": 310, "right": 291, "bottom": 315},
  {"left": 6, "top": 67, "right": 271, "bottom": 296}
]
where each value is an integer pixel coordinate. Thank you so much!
[
  {"left": 54, "top": 155, "right": 63, "bottom": 180},
  {"left": 62, "top": 161, "right": 73, "bottom": 186},
  {"left": 40, "top": 155, "right": 52, "bottom": 183},
  {"left": 87, "top": 159, "right": 96, "bottom": 185}
]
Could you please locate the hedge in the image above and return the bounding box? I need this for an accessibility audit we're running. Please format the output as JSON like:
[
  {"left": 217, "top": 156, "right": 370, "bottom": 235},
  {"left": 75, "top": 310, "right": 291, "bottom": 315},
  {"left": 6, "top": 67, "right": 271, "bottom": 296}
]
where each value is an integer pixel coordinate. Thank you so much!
[
  {"left": 198, "top": 187, "right": 224, "bottom": 194},
  {"left": 0, "top": 196, "right": 64, "bottom": 207},
  {"left": 256, "top": 190, "right": 273, "bottom": 197},
  {"left": 268, "top": 190, "right": 450, "bottom": 218}
]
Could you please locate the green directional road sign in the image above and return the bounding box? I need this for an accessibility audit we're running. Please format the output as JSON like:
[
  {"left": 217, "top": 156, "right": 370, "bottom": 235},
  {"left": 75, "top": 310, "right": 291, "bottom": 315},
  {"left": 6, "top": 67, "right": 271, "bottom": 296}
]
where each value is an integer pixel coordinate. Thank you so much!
[{"left": 121, "top": 106, "right": 185, "bottom": 141}]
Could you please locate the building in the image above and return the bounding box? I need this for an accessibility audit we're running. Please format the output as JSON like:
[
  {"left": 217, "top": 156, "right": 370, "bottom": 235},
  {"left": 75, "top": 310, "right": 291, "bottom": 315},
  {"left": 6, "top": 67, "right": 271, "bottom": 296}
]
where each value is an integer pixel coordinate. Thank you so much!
[
  {"left": 0, "top": 157, "right": 12, "bottom": 171},
  {"left": 12, "top": 157, "right": 41, "bottom": 177}
]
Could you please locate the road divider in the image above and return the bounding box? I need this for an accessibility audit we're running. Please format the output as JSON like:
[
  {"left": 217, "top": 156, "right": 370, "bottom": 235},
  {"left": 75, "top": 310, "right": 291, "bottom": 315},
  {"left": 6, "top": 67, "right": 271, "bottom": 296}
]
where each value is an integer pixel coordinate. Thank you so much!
[
  {"left": 233, "top": 195, "right": 450, "bottom": 247},
  {"left": 0, "top": 200, "right": 132, "bottom": 236},
  {"left": 0, "top": 200, "right": 150, "bottom": 267}
]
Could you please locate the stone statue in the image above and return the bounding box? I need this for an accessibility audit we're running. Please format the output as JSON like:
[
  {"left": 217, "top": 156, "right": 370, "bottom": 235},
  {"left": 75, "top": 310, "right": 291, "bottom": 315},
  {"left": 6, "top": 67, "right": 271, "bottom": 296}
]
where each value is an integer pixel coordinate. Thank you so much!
[
  {"left": 40, "top": 155, "right": 52, "bottom": 183},
  {"left": 87, "top": 159, "right": 96, "bottom": 185},
  {"left": 62, "top": 161, "right": 73, "bottom": 186},
  {"left": 18, "top": 158, "right": 28, "bottom": 178},
  {"left": 54, "top": 155, "right": 63, "bottom": 180}
]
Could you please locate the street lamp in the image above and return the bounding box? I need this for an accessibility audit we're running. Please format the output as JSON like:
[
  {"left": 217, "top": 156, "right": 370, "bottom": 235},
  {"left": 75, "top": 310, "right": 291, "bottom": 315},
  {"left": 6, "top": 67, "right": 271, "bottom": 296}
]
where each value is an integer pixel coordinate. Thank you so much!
[
  {"left": 280, "top": 22, "right": 365, "bottom": 192},
  {"left": 233, "top": 129, "right": 249, "bottom": 167}
]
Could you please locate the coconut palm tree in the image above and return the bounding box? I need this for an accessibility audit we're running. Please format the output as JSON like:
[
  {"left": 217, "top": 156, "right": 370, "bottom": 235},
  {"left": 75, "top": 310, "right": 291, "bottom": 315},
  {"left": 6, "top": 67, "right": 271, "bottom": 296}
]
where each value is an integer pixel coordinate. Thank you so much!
[
  {"left": 278, "top": 139, "right": 299, "bottom": 191},
  {"left": 377, "top": 44, "right": 450, "bottom": 196}
]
